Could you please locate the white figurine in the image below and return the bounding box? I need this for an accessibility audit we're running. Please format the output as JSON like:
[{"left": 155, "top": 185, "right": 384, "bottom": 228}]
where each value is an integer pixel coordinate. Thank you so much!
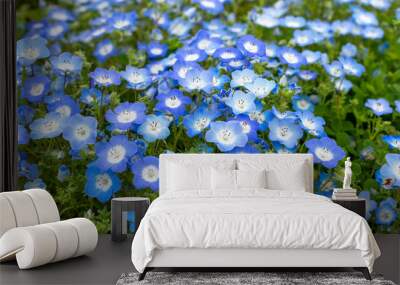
[{"left": 343, "top": 157, "right": 352, "bottom": 190}]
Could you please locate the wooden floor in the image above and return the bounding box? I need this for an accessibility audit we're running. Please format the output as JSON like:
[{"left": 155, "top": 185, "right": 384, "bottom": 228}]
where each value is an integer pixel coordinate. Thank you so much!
[{"left": 0, "top": 235, "right": 133, "bottom": 285}]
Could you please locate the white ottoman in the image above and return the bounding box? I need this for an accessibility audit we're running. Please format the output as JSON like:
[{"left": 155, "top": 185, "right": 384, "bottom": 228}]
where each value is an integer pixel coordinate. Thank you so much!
[{"left": 0, "top": 189, "right": 98, "bottom": 269}]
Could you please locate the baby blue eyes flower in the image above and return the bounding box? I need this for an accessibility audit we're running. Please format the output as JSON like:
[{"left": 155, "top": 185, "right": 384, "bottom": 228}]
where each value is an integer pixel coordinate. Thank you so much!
[
  {"left": 281, "top": 15, "right": 306, "bottom": 28},
  {"left": 382, "top": 136, "right": 400, "bottom": 150},
  {"left": 180, "top": 67, "right": 212, "bottom": 92},
  {"left": 213, "top": 47, "right": 243, "bottom": 62},
  {"left": 18, "top": 125, "right": 30, "bottom": 145},
  {"left": 365, "top": 98, "right": 393, "bottom": 116},
  {"left": 24, "top": 178, "right": 46, "bottom": 190},
  {"left": 47, "top": 95, "right": 80, "bottom": 118},
  {"left": 245, "top": 78, "right": 276, "bottom": 99},
  {"left": 138, "top": 114, "right": 171, "bottom": 142},
  {"left": 120, "top": 66, "right": 152, "bottom": 90},
  {"left": 375, "top": 201, "right": 397, "bottom": 226},
  {"left": 305, "top": 137, "right": 346, "bottom": 169},
  {"left": 168, "top": 18, "right": 193, "bottom": 38},
  {"left": 155, "top": 89, "right": 192, "bottom": 118},
  {"left": 108, "top": 11, "right": 137, "bottom": 32},
  {"left": 278, "top": 47, "right": 306, "bottom": 68},
  {"left": 395, "top": 100, "right": 400, "bottom": 113},
  {"left": 30, "top": 112, "right": 65, "bottom": 139},
  {"left": 80, "top": 87, "right": 103, "bottom": 105},
  {"left": 237, "top": 35, "right": 265, "bottom": 57},
  {"left": 192, "top": 31, "right": 223, "bottom": 55},
  {"left": 176, "top": 47, "right": 208, "bottom": 63},
  {"left": 292, "top": 95, "right": 314, "bottom": 112},
  {"left": 131, "top": 156, "right": 159, "bottom": 192},
  {"left": 62, "top": 114, "right": 97, "bottom": 150},
  {"left": 297, "top": 112, "right": 326, "bottom": 137},
  {"left": 45, "top": 22, "right": 69, "bottom": 40},
  {"left": 302, "top": 50, "right": 321, "bottom": 64},
  {"left": 94, "top": 39, "right": 118, "bottom": 63},
  {"left": 105, "top": 102, "right": 147, "bottom": 131},
  {"left": 352, "top": 8, "right": 378, "bottom": 26},
  {"left": 340, "top": 43, "right": 357, "bottom": 57},
  {"left": 293, "top": 30, "right": 321, "bottom": 47},
  {"left": 17, "top": 36, "right": 50, "bottom": 65},
  {"left": 377, "top": 154, "right": 400, "bottom": 189},
  {"left": 89, "top": 68, "right": 121, "bottom": 87},
  {"left": 183, "top": 106, "right": 220, "bottom": 137},
  {"left": 205, "top": 121, "right": 248, "bottom": 152},
  {"left": 268, "top": 118, "right": 303, "bottom": 149},
  {"left": 85, "top": 166, "right": 121, "bottom": 203},
  {"left": 324, "top": 61, "right": 344, "bottom": 78},
  {"left": 57, "top": 165, "right": 70, "bottom": 182},
  {"left": 230, "top": 115, "right": 259, "bottom": 141},
  {"left": 193, "top": 0, "right": 224, "bottom": 15},
  {"left": 93, "top": 135, "right": 137, "bottom": 173},
  {"left": 50, "top": 52, "right": 83, "bottom": 76},
  {"left": 146, "top": 42, "right": 168, "bottom": 59},
  {"left": 225, "top": 90, "right": 256, "bottom": 115},
  {"left": 21, "top": 75, "right": 51, "bottom": 103},
  {"left": 338, "top": 57, "right": 365, "bottom": 77},
  {"left": 230, "top": 69, "right": 257, "bottom": 88}
]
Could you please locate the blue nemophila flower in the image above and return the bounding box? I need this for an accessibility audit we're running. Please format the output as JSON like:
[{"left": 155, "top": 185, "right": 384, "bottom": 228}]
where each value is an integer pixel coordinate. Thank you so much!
[
  {"left": 168, "top": 18, "right": 193, "bottom": 38},
  {"left": 395, "top": 100, "right": 400, "bottom": 113},
  {"left": 264, "top": 43, "right": 279, "bottom": 58},
  {"left": 17, "top": 36, "right": 50, "bottom": 65},
  {"left": 209, "top": 68, "right": 229, "bottom": 90},
  {"left": 176, "top": 47, "right": 208, "bottom": 63},
  {"left": 18, "top": 125, "right": 30, "bottom": 145},
  {"left": 171, "top": 61, "right": 200, "bottom": 81},
  {"left": 205, "top": 121, "right": 248, "bottom": 152},
  {"left": 305, "top": 137, "right": 346, "bottom": 169},
  {"left": 89, "top": 68, "right": 121, "bottom": 87},
  {"left": 245, "top": 78, "right": 276, "bottom": 99},
  {"left": 30, "top": 112, "right": 65, "bottom": 139},
  {"left": 251, "top": 9, "right": 280, "bottom": 28},
  {"left": 281, "top": 15, "right": 306, "bottom": 28},
  {"left": 358, "top": 191, "right": 377, "bottom": 220},
  {"left": 105, "top": 102, "right": 146, "bottom": 131},
  {"left": 352, "top": 8, "right": 378, "bottom": 26},
  {"left": 45, "top": 21, "right": 69, "bottom": 40},
  {"left": 302, "top": 50, "right": 321, "bottom": 64},
  {"left": 292, "top": 95, "right": 314, "bottom": 112},
  {"left": 269, "top": 106, "right": 298, "bottom": 121},
  {"left": 340, "top": 43, "right": 357, "bottom": 57},
  {"left": 48, "top": 7, "right": 74, "bottom": 22},
  {"left": 21, "top": 75, "right": 51, "bottom": 103},
  {"left": 363, "top": 26, "right": 384, "bottom": 40},
  {"left": 237, "top": 35, "right": 265, "bottom": 57},
  {"left": 230, "top": 68, "right": 257, "bottom": 88},
  {"left": 146, "top": 42, "right": 168, "bottom": 59},
  {"left": 24, "top": 178, "right": 46, "bottom": 190},
  {"left": 382, "top": 135, "right": 400, "bottom": 150},
  {"left": 47, "top": 95, "right": 80, "bottom": 118},
  {"left": 334, "top": 79, "right": 353, "bottom": 93},
  {"left": 377, "top": 154, "right": 400, "bottom": 188},
  {"left": 299, "top": 70, "right": 317, "bottom": 81},
  {"left": 213, "top": 47, "right": 243, "bottom": 62},
  {"left": 18, "top": 105, "right": 35, "bottom": 125},
  {"left": 57, "top": 165, "right": 70, "bottom": 182},
  {"left": 63, "top": 114, "right": 97, "bottom": 150},
  {"left": 131, "top": 156, "right": 159, "bottom": 192},
  {"left": 339, "top": 57, "right": 365, "bottom": 77},
  {"left": 324, "top": 61, "right": 344, "bottom": 78},
  {"left": 297, "top": 112, "right": 326, "bottom": 137},
  {"left": 19, "top": 160, "right": 39, "bottom": 180},
  {"left": 108, "top": 11, "right": 137, "bottom": 32},
  {"left": 93, "top": 135, "right": 137, "bottom": 173},
  {"left": 278, "top": 47, "right": 306, "bottom": 68},
  {"left": 50, "top": 52, "right": 82, "bottom": 76},
  {"left": 180, "top": 67, "right": 212, "bottom": 92},
  {"left": 120, "top": 66, "right": 152, "bottom": 90},
  {"left": 138, "top": 114, "right": 171, "bottom": 142},
  {"left": 94, "top": 39, "right": 117, "bottom": 63},
  {"left": 293, "top": 30, "right": 320, "bottom": 47},
  {"left": 268, "top": 118, "right": 303, "bottom": 149},
  {"left": 225, "top": 90, "right": 256, "bottom": 115},
  {"left": 192, "top": 31, "right": 223, "bottom": 55},
  {"left": 229, "top": 115, "right": 259, "bottom": 141},
  {"left": 365, "top": 98, "right": 393, "bottom": 116},
  {"left": 183, "top": 105, "right": 220, "bottom": 137},
  {"left": 375, "top": 203, "right": 397, "bottom": 226},
  {"left": 193, "top": 0, "right": 224, "bottom": 15},
  {"left": 80, "top": 87, "right": 103, "bottom": 105},
  {"left": 155, "top": 89, "right": 192, "bottom": 118},
  {"left": 85, "top": 166, "right": 121, "bottom": 203}
]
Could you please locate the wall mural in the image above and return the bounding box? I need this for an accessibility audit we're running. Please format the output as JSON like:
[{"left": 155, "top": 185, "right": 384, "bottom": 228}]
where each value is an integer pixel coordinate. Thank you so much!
[{"left": 16, "top": 0, "right": 399, "bottom": 233}]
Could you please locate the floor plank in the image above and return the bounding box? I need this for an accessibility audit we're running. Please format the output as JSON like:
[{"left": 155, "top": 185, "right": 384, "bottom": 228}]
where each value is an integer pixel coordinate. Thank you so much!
[{"left": 0, "top": 234, "right": 133, "bottom": 285}]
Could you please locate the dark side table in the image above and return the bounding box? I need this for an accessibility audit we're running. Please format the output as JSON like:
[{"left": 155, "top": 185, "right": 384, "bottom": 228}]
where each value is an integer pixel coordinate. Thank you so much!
[
  {"left": 111, "top": 197, "right": 150, "bottom": 242},
  {"left": 332, "top": 198, "right": 366, "bottom": 218}
]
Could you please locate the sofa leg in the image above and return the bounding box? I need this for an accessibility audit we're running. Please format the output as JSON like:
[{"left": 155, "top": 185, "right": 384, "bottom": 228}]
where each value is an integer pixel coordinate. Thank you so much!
[
  {"left": 354, "top": 267, "right": 371, "bottom": 280},
  {"left": 138, "top": 268, "right": 148, "bottom": 281}
]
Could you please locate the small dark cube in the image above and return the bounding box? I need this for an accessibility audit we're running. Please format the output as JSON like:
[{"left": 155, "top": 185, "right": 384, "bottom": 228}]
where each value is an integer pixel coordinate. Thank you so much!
[
  {"left": 111, "top": 197, "right": 150, "bottom": 242},
  {"left": 332, "top": 198, "right": 366, "bottom": 218}
]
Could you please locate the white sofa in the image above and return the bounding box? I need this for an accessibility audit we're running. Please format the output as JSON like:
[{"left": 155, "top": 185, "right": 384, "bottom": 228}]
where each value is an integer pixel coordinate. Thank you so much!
[{"left": 0, "top": 188, "right": 98, "bottom": 269}]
